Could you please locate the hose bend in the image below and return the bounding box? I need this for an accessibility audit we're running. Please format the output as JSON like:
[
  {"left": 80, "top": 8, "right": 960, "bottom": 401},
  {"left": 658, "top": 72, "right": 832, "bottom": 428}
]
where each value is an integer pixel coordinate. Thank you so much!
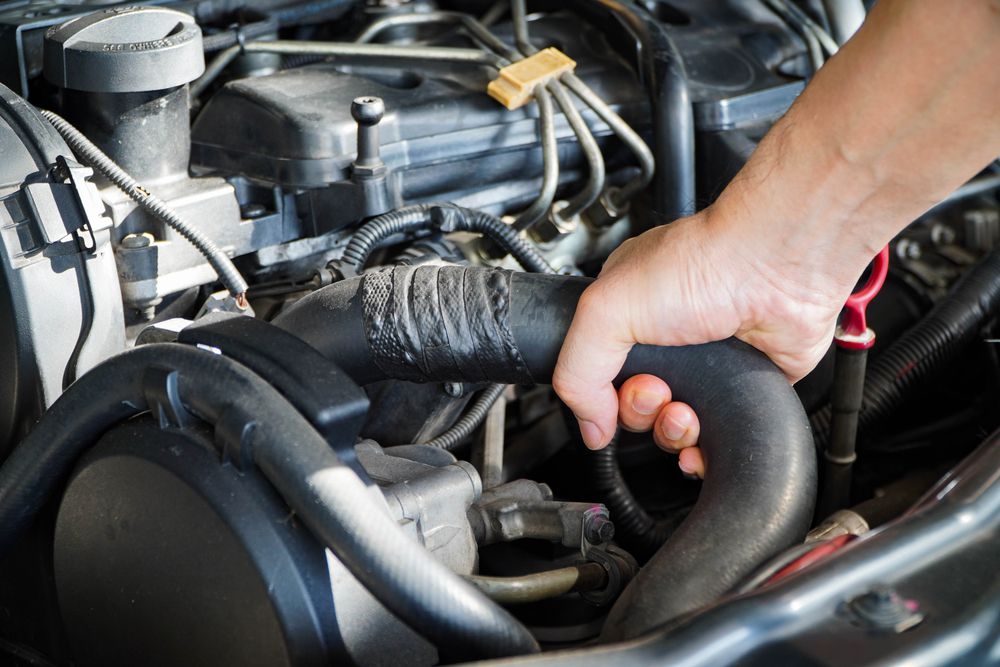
[
  {"left": 0, "top": 344, "right": 537, "bottom": 661},
  {"left": 274, "top": 265, "right": 816, "bottom": 641},
  {"left": 340, "top": 203, "right": 553, "bottom": 274}
]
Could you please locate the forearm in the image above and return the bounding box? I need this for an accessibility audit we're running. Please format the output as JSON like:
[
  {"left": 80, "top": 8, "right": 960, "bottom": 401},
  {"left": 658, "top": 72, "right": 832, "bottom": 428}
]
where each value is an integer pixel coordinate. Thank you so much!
[{"left": 713, "top": 0, "right": 1000, "bottom": 302}]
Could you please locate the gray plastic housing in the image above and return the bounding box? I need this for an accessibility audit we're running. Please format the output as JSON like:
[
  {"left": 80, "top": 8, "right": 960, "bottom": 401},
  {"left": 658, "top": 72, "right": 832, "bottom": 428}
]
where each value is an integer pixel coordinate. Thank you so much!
[
  {"left": 0, "top": 83, "right": 124, "bottom": 459},
  {"left": 43, "top": 6, "right": 204, "bottom": 93}
]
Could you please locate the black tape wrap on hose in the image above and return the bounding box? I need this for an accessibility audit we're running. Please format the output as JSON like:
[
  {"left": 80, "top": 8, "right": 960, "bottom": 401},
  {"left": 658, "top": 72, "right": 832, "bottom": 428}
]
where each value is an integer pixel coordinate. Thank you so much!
[
  {"left": 275, "top": 264, "right": 817, "bottom": 641},
  {"left": 0, "top": 344, "right": 538, "bottom": 662}
]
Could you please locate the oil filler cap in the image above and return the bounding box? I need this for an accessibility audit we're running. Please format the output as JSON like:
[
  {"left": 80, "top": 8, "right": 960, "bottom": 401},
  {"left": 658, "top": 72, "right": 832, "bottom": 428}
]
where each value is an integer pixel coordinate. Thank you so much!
[{"left": 43, "top": 7, "right": 205, "bottom": 93}]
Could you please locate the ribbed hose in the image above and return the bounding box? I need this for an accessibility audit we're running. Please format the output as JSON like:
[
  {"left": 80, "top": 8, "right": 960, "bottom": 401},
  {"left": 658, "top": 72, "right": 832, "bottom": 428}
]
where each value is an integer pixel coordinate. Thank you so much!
[
  {"left": 0, "top": 344, "right": 538, "bottom": 661},
  {"left": 423, "top": 383, "right": 507, "bottom": 450},
  {"left": 812, "top": 248, "right": 1000, "bottom": 446},
  {"left": 341, "top": 203, "right": 553, "bottom": 274},
  {"left": 39, "top": 110, "right": 249, "bottom": 300},
  {"left": 340, "top": 204, "right": 434, "bottom": 270},
  {"left": 591, "top": 436, "right": 674, "bottom": 557}
]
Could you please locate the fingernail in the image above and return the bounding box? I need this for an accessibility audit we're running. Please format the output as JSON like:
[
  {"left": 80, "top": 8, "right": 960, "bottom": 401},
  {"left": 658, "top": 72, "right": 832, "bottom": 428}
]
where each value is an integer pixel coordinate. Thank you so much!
[
  {"left": 580, "top": 420, "right": 605, "bottom": 450},
  {"left": 631, "top": 390, "right": 662, "bottom": 415},
  {"left": 678, "top": 458, "right": 697, "bottom": 477},
  {"left": 663, "top": 414, "right": 687, "bottom": 441}
]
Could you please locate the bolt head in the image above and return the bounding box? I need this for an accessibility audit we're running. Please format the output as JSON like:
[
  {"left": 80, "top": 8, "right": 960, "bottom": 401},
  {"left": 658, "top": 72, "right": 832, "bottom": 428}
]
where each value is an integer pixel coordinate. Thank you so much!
[
  {"left": 120, "top": 232, "right": 153, "bottom": 249},
  {"left": 351, "top": 96, "right": 385, "bottom": 126},
  {"left": 584, "top": 513, "right": 615, "bottom": 544}
]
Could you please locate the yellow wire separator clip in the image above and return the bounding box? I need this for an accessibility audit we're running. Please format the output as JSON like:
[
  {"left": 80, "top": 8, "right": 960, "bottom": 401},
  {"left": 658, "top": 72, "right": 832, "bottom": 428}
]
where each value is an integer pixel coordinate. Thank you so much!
[{"left": 487, "top": 48, "right": 577, "bottom": 110}]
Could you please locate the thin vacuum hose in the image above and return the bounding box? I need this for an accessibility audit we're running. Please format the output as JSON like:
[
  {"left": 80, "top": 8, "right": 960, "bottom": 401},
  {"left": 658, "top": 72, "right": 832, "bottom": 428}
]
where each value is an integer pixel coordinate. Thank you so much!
[
  {"left": 39, "top": 110, "right": 249, "bottom": 301},
  {"left": 591, "top": 436, "right": 675, "bottom": 556},
  {"left": 423, "top": 383, "right": 508, "bottom": 450}
]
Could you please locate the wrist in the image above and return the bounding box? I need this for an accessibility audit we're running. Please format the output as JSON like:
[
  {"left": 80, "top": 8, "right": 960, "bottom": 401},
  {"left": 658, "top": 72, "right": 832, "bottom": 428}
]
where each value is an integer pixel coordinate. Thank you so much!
[{"left": 707, "top": 115, "right": 890, "bottom": 304}]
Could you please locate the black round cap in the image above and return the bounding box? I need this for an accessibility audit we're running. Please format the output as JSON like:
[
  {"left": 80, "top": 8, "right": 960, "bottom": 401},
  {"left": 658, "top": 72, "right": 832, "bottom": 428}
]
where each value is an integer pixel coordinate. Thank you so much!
[{"left": 44, "top": 7, "right": 205, "bottom": 93}]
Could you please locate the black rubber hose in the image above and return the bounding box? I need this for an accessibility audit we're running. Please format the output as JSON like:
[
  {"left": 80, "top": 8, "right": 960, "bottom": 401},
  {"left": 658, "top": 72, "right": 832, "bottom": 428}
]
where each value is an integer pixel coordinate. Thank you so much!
[
  {"left": 340, "top": 203, "right": 553, "bottom": 274},
  {"left": 580, "top": 0, "right": 695, "bottom": 221},
  {"left": 812, "top": 248, "right": 1000, "bottom": 447},
  {"left": 591, "top": 436, "right": 674, "bottom": 557},
  {"left": 0, "top": 344, "right": 538, "bottom": 661},
  {"left": 274, "top": 265, "right": 816, "bottom": 641}
]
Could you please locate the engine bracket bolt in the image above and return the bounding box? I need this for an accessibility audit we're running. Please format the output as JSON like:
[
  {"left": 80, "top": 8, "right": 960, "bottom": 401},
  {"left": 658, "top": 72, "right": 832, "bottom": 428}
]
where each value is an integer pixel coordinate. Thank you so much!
[{"left": 844, "top": 585, "right": 925, "bottom": 633}]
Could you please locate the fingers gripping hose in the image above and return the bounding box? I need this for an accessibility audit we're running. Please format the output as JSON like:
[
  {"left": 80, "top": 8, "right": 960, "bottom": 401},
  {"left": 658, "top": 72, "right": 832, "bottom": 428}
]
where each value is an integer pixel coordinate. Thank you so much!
[
  {"left": 0, "top": 344, "right": 537, "bottom": 661},
  {"left": 274, "top": 265, "right": 817, "bottom": 640},
  {"left": 39, "top": 110, "right": 249, "bottom": 302}
]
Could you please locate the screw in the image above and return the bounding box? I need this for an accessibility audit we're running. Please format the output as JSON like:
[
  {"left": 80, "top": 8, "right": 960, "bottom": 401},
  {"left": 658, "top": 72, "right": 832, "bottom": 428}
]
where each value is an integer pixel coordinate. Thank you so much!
[{"left": 443, "top": 382, "right": 464, "bottom": 398}]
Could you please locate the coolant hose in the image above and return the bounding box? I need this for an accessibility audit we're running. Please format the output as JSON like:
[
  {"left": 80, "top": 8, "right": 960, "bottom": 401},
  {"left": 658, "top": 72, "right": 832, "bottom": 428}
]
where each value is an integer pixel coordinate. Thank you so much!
[
  {"left": 274, "top": 265, "right": 816, "bottom": 640},
  {"left": 812, "top": 247, "right": 1000, "bottom": 446},
  {"left": 0, "top": 344, "right": 538, "bottom": 661}
]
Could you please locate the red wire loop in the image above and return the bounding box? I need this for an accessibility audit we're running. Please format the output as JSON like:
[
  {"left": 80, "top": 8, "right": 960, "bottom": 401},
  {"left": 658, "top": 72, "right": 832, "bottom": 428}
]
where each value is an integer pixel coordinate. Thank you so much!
[{"left": 838, "top": 245, "right": 890, "bottom": 349}]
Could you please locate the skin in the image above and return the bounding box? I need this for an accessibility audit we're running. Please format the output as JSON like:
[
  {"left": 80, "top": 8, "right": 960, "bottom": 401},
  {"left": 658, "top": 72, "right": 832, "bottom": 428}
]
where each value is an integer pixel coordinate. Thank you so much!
[{"left": 553, "top": 0, "right": 1000, "bottom": 478}]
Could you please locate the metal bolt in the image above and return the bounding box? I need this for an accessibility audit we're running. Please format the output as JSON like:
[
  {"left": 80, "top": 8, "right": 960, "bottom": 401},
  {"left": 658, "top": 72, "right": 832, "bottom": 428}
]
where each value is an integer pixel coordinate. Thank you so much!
[
  {"left": 443, "top": 382, "right": 464, "bottom": 398},
  {"left": 845, "top": 585, "right": 925, "bottom": 633},
  {"left": 351, "top": 96, "right": 385, "bottom": 169},
  {"left": 120, "top": 233, "right": 152, "bottom": 249},
  {"left": 583, "top": 511, "right": 615, "bottom": 545}
]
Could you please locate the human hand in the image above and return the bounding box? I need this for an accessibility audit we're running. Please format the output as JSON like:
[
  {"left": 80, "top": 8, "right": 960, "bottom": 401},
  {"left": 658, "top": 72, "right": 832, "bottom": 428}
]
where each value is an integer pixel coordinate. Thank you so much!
[{"left": 553, "top": 207, "right": 850, "bottom": 475}]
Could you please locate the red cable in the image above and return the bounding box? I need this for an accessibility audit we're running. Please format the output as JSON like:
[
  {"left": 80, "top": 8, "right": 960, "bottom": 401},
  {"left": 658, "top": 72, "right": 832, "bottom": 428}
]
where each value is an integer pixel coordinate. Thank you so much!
[{"left": 768, "top": 533, "right": 855, "bottom": 585}]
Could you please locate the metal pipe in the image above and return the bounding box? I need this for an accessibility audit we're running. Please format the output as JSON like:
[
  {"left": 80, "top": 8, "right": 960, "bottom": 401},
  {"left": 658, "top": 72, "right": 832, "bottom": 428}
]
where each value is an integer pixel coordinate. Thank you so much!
[
  {"left": 354, "top": 11, "right": 518, "bottom": 61},
  {"left": 243, "top": 39, "right": 505, "bottom": 67},
  {"left": 193, "top": 38, "right": 503, "bottom": 99},
  {"left": 561, "top": 72, "right": 654, "bottom": 207},
  {"left": 780, "top": 0, "right": 839, "bottom": 56},
  {"left": 510, "top": 0, "right": 604, "bottom": 219},
  {"left": 765, "top": 0, "right": 824, "bottom": 72},
  {"left": 512, "top": 86, "right": 560, "bottom": 230},
  {"left": 822, "top": 0, "right": 866, "bottom": 45},
  {"left": 548, "top": 81, "right": 605, "bottom": 218},
  {"left": 466, "top": 563, "right": 608, "bottom": 604}
]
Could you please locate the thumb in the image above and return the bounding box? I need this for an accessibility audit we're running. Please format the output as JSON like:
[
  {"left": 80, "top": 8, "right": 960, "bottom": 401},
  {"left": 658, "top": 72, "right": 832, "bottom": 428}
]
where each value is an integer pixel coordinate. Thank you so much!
[{"left": 552, "top": 290, "right": 633, "bottom": 450}]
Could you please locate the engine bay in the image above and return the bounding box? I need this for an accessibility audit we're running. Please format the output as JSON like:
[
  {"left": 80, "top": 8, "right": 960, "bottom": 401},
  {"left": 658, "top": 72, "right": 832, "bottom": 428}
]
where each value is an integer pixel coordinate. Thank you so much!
[{"left": 0, "top": 1, "right": 998, "bottom": 665}]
